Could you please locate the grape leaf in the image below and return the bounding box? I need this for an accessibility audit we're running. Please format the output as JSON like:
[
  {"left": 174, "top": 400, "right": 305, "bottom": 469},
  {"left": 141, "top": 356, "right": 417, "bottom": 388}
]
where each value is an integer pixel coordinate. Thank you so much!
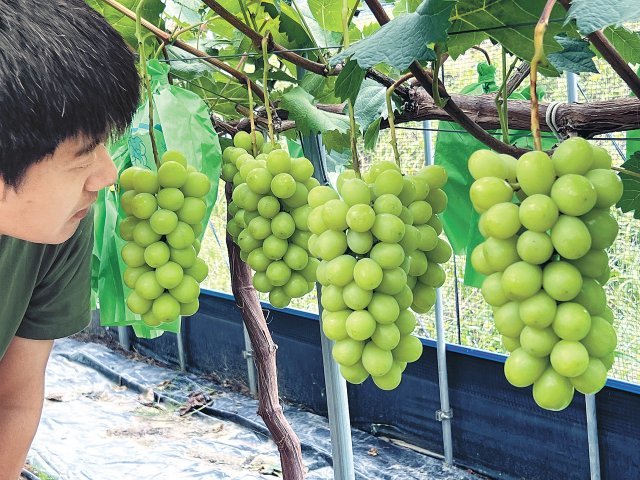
[
  {"left": 547, "top": 35, "right": 598, "bottom": 74},
  {"left": 308, "top": 0, "right": 359, "bottom": 33},
  {"left": 364, "top": 118, "right": 382, "bottom": 150},
  {"left": 296, "top": 0, "right": 343, "bottom": 49},
  {"left": 617, "top": 152, "right": 640, "bottom": 218},
  {"left": 566, "top": 0, "right": 640, "bottom": 35},
  {"left": 280, "top": 86, "right": 350, "bottom": 139},
  {"left": 86, "top": 0, "right": 164, "bottom": 48},
  {"left": 165, "top": 45, "right": 214, "bottom": 80},
  {"left": 335, "top": 60, "right": 366, "bottom": 104},
  {"left": 329, "top": 0, "right": 455, "bottom": 70},
  {"left": 393, "top": 0, "right": 423, "bottom": 16},
  {"left": 602, "top": 26, "right": 640, "bottom": 65},
  {"left": 164, "top": 0, "right": 202, "bottom": 24},
  {"left": 450, "top": 0, "right": 570, "bottom": 73},
  {"left": 353, "top": 79, "right": 398, "bottom": 135},
  {"left": 300, "top": 74, "right": 342, "bottom": 105}
]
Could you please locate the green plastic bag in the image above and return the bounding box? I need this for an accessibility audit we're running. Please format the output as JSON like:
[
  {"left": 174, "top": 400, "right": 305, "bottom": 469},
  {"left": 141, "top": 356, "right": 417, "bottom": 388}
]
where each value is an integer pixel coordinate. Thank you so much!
[
  {"left": 92, "top": 60, "right": 222, "bottom": 339},
  {"left": 434, "top": 63, "right": 555, "bottom": 287}
]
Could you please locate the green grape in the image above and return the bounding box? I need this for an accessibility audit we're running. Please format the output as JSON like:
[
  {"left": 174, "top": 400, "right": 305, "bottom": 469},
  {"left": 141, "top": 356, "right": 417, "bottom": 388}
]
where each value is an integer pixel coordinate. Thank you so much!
[
  {"left": 500, "top": 154, "right": 518, "bottom": 183},
  {"left": 376, "top": 268, "right": 407, "bottom": 295},
  {"left": 580, "top": 209, "right": 618, "bottom": 250},
  {"left": 282, "top": 182, "right": 309, "bottom": 210},
  {"left": 245, "top": 167, "right": 273, "bottom": 194},
  {"left": 155, "top": 261, "right": 184, "bottom": 290},
  {"left": 177, "top": 197, "right": 206, "bottom": 225},
  {"left": 412, "top": 175, "right": 429, "bottom": 200},
  {"left": 166, "top": 222, "right": 195, "bottom": 249},
  {"left": 516, "top": 150, "right": 556, "bottom": 196},
  {"left": 551, "top": 136, "right": 593, "bottom": 176},
  {"left": 131, "top": 193, "right": 158, "bottom": 219},
  {"left": 417, "top": 165, "right": 447, "bottom": 189},
  {"left": 123, "top": 265, "right": 152, "bottom": 289},
  {"left": 184, "top": 258, "right": 208, "bottom": 283},
  {"left": 518, "top": 194, "right": 559, "bottom": 233},
  {"left": 591, "top": 145, "right": 612, "bottom": 169},
  {"left": 340, "top": 361, "right": 370, "bottom": 384},
  {"left": 408, "top": 201, "right": 433, "bottom": 225},
  {"left": 573, "top": 278, "right": 606, "bottom": 315},
  {"left": 469, "top": 177, "right": 513, "bottom": 212},
  {"left": 494, "top": 302, "right": 525, "bottom": 338},
  {"left": 532, "top": 367, "right": 574, "bottom": 411},
  {"left": 170, "top": 245, "right": 197, "bottom": 269},
  {"left": 483, "top": 237, "right": 519, "bottom": 272},
  {"left": 346, "top": 204, "right": 376, "bottom": 232},
  {"left": 120, "top": 190, "right": 137, "bottom": 215},
  {"left": 157, "top": 188, "right": 185, "bottom": 211},
  {"left": 265, "top": 149, "right": 291, "bottom": 175},
  {"left": 152, "top": 293, "right": 181, "bottom": 322},
  {"left": 370, "top": 243, "right": 405, "bottom": 269},
  {"left": 308, "top": 185, "right": 340, "bottom": 208},
  {"left": 332, "top": 338, "right": 365, "bottom": 366},
  {"left": 419, "top": 262, "right": 446, "bottom": 288},
  {"left": 353, "top": 258, "right": 383, "bottom": 290},
  {"left": 133, "top": 169, "right": 159, "bottom": 194},
  {"left": 362, "top": 342, "right": 394, "bottom": 377},
  {"left": 325, "top": 255, "right": 357, "bottom": 287},
  {"left": 483, "top": 202, "right": 521, "bottom": 239},
  {"left": 262, "top": 235, "right": 289, "bottom": 260},
  {"left": 346, "top": 230, "right": 373, "bottom": 255},
  {"left": 400, "top": 225, "right": 420, "bottom": 253},
  {"left": 426, "top": 215, "right": 443, "bottom": 235},
  {"left": 345, "top": 311, "right": 377, "bottom": 341},
  {"left": 519, "top": 291, "right": 557, "bottom": 328},
  {"left": 283, "top": 244, "right": 309, "bottom": 271},
  {"left": 398, "top": 177, "right": 417, "bottom": 206},
  {"left": 550, "top": 174, "right": 597, "bottom": 216},
  {"left": 550, "top": 340, "right": 590, "bottom": 377},
  {"left": 394, "top": 285, "right": 414, "bottom": 311},
  {"left": 144, "top": 241, "right": 170, "bottom": 268},
  {"left": 290, "top": 157, "right": 314, "bottom": 182},
  {"left": 321, "top": 284, "right": 347, "bottom": 311},
  {"left": 127, "top": 291, "right": 152, "bottom": 315},
  {"left": 516, "top": 231, "right": 553, "bottom": 265},
  {"left": 221, "top": 163, "right": 238, "bottom": 182},
  {"left": 148, "top": 209, "right": 178, "bottom": 236},
  {"left": 121, "top": 242, "right": 146, "bottom": 268},
  {"left": 411, "top": 283, "right": 436, "bottom": 313},
  {"left": 340, "top": 178, "right": 371, "bottom": 206},
  {"left": 118, "top": 216, "right": 139, "bottom": 241},
  {"left": 135, "top": 271, "right": 165, "bottom": 300},
  {"left": 257, "top": 196, "right": 280, "bottom": 219},
  {"left": 392, "top": 335, "right": 423, "bottom": 363},
  {"left": 374, "top": 169, "right": 404, "bottom": 197},
  {"left": 585, "top": 169, "right": 623, "bottom": 208},
  {"left": 552, "top": 302, "right": 591, "bottom": 340},
  {"left": 372, "top": 213, "right": 405, "bottom": 243},
  {"left": 396, "top": 310, "right": 417, "bottom": 336},
  {"left": 581, "top": 316, "right": 617, "bottom": 357},
  {"left": 181, "top": 171, "right": 211, "bottom": 198},
  {"left": 468, "top": 149, "right": 508, "bottom": 180},
  {"left": 399, "top": 206, "right": 414, "bottom": 225},
  {"left": 426, "top": 189, "right": 448, "bottom": 215},
  {"left": 269, "top": 287, "right": 291, "bottom": 308},
  {"left": 373, "top": 194, "right": 402, "bottom": 216},
  {"left": 568, "top": 249, "right": 609, "bottom": 278},
  {"left": 543, "top": 261, "right": 582, "bottom": 301},
  {"left": 315, "top": 230, "right": 348, "bottom": 261},
  {"left": 247, "top": 248, "right": 271, "bottom": 272},
  {"left": 407, "top": 251, "right": 428, "bottom": 276},
  {"left": 343, "top": 282, "right": 373, "bottom": 310},
  {"left": 470, "top": 243, "right": 494, "bottom": 276},
  {"left": 271, "top": 173, "right": 296, "bottom": 199},
  {"left": 170, "top": 275, "right": 200, "bottom": 303},
  {"left": 570, "top": 358, "right": 607, "bottom": 395},
  {"left": 271, "top": 212, "right": 296, "bottom": 239},
  {"left": 290, "top": 230, "right": 312, "bottom": 250},
  {"left": 520, "top": 326, "right": 559, "bottom": 358},
  {"left": 504, "top": 348, "right": 548, "bottom": 387},
  {"left": 501, "top": 336, "right": 521, "bottom": 352},
  {"left": 481, "top": 272, "right": 509, "bottom": 307},
  {"left": 322, "top": 310, "right": 350, "bottom": 341},
  {"left": 367, "top": 293, "right": 400, "bottom": 324},
  {"left": 372, "top": 362, "right": 403, "bottom": 390},
  {"left": 158, "top": 161, "right": 188, "bottom": 189},
  {"left": 322, "top": 199, "right": 350, "bottom": 231},
  {"left": 336, "top": 170, "right": 358, "bottom": 191},
  {"left": 550, "top": 215, "right": 592, "bottom": 260},
  {"left": 119, "top": 167, "right": 145, "bottom": 191},
  {"left": 133, "top": 220, "right": 161, "bottom": 247},
  {"left": 307, "top": 206, "right": 328, "bottom": 235},
  {"left": 283, "top": 273, "right": 310, "bottom": 298}
]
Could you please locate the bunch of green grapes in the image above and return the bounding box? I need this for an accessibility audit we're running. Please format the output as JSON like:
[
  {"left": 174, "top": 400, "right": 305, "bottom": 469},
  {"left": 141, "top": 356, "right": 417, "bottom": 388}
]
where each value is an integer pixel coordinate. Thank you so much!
[
  {"left": 221, "top": 131, "right": 320, "bottom": 308},
  {"left": 312, "top": 161, "right": 451, "bottom": 390},
  {"left": 469, "top": 138, "right": 621, "bottom": 411},
  {"left": 118, "top": 150, "right": 211, "bottom": 327}
]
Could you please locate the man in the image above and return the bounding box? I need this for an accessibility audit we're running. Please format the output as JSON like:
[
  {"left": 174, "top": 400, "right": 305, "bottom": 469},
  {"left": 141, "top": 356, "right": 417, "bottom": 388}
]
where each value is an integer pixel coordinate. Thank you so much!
[{"left": 0, "top": 1, "right": 139, "bottom": 477}]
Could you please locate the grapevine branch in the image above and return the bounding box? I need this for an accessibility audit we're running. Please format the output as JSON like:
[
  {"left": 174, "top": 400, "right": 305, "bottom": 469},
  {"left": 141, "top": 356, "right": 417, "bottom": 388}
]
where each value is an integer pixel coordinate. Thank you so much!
[
  {"left": 364, "top": 0, "right": 527, "bottom": 156},
  {"left": 224, "top": 186, "right": 305, "bottom": 480},
  {"left": 99, "top": 0, "right": 266, "bottom": 103},
  {"left": 557, "top": 0, "right": 640, "bottom": 98}
]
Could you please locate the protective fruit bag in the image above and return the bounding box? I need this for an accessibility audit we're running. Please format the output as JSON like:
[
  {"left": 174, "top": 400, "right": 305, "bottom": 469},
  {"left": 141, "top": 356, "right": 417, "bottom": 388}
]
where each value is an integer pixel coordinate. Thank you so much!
[{"left": 92, "top": 60, "right": 221, "bottom": 339}]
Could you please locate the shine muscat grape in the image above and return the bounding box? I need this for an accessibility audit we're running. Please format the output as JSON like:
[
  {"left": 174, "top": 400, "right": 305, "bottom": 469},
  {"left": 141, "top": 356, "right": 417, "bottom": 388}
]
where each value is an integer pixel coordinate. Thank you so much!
[
  {"left": 221, "top": 131, "right": 320, "bottom": 309},
  {"left": 118, "top": 150, "right": 212, "bottom": 327},
  {"left": 470, "top": 138, "right": 621, "bottom": 411},
  {"left": 313, "top": 161, "right": 452, "bottom": 391}
]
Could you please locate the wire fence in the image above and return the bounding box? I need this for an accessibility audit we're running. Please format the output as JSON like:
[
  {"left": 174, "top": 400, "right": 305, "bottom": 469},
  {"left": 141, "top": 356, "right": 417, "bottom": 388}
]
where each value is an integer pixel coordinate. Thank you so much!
[{"left": 199, "top": 41, "right": 640, "bottom": 385}]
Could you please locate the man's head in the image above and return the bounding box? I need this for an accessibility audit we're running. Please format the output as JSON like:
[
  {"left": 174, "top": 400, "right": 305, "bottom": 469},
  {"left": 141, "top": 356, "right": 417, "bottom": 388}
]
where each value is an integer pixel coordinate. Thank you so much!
[{"left": 0, "top": 0, "right": 139, "bottom": 243}]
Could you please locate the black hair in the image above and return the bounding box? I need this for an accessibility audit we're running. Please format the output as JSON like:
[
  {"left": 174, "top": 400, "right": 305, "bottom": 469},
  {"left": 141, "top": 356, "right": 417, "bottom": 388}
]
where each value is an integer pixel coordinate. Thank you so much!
[{"left": 0, "top": 0, "right": 140, "bottom": 188}]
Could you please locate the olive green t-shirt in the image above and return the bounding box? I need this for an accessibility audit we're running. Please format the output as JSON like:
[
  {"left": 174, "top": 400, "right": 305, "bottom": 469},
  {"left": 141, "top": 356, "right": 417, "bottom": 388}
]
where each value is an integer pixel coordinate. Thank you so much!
[{"left": 0, "top": 212, "right": 93, "bottom": 359}]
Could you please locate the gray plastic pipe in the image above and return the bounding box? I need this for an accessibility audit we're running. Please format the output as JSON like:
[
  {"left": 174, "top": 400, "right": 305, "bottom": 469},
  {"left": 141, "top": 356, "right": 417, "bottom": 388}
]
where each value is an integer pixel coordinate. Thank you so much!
[
  {"left": 423, "top": 121, "right": 453, "bottom": 464},
  {"left": 567, "top": 71, "right": 601, "bottom": 480}
]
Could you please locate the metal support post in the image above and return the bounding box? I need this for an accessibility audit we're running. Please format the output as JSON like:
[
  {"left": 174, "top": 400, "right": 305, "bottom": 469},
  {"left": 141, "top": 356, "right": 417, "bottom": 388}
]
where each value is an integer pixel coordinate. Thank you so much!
[
  {"left": 117, "top": 326, "right": 130, "bottom": 351},
  {"left": 300, "top": 130, "right": 355, "bottom": 480},
  {"left": 176, "top": 328, "right": 186, "bottom": 372},
  {"left": 243, "top": 324, "right": 258, "bottom": 395},
  {"left": 425, "top": 131, "right": 453, "bottom": 464},
  {"left": 423, "top": 120, "right": 434, "bottom": 164},
  {"left": 568, "top": 72, "right": 602, "bottom": 480}
]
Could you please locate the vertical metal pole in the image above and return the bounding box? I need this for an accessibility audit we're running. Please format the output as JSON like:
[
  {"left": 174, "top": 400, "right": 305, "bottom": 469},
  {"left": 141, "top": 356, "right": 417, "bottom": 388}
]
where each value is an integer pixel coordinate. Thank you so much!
[
  {"left": 176, "top": 330, "right": 186, "bottom": 372},
  {"left": 117, "top": 326, "right": 130, "bottom": 351},
  {"left": 425, "top": 129, "right": 453, "bottom": 464},
  {"left": 243, "top": 325, "right": 258, "bottom": 395},
  {"left": 567, "top": 71, "right": 601, "bottom": 480},
  {"left": 422, "top": 120, "right": 434, "bottom": 164},
  {"left": 301, "top": 131, "right": 355, "bottom": 480}
]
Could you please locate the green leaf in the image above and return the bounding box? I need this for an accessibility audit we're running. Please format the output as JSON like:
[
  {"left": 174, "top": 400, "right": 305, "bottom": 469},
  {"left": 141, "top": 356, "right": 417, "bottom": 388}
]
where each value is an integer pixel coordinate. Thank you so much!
[
  {"left": 165, "top": 45, "right": 213, "bottom": 81},
  {"left": 617, "top": 152, "right": 640, "bottom": 218},
  {"left": 301, "top": 73, "right": 342, "bottom": 104},
  {"left": 450, "top": 0, "right": 570, "bottom": 72},
  {"left": 353, "top": 79, "right": 397, "bottom": 135},
  {"left": 393, "top": 0, "right": 423, "bottom": 16},
  {"left": 86, "top": 0, "right": 164, "bottom": 48},
  {"left": 323, "top": 130, "right": 351, "bottom": 153},
  {"left": 296, "top": 0, "right": 344, "bottom": 48},
  {"left": 280, "top": 86, "right": 350, "bottom": 139},
  {"left": 364, "top": 117, "right": 382, "bottom": 150},
  {"left": 602, "top": 26, "right": 640, "bottom": 65},
  {"left": 330, "top": 0, "right": 455, "bottom": 70},
  {"left": 277, "top": 2, "right": 314, "bottom": 47},
  {"left": 447, "top": 27, "right": 489, "bottom": 59},
  {"left": 164, "top": 0, "right": 202, "bottom": 24},
  {"left": 335, "top": 60, "right": 366, "bottom": 104},
  {"left": 567, "top": 0, "right": 640, "bottom": 35},
  {"left": 308, "top": 0, "right": 359, "bottom": 33},
  {"left": 547, "top": 35, "right": 598, "bottom": 74}
]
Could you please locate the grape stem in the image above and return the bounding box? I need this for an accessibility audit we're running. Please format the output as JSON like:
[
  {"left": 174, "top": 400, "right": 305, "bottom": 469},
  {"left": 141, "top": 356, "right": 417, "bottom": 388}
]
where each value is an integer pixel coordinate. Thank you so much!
[
  {"left": 386, "top": 73, "right": 414, "bottom": 169},
  {"left": 261, "top": 34, "right": 277, "bottom": 148},
  {"left": 496, "top": 51, "right": 518, "bottom": 145},
  {"left": 246, "top": 80, "right": 258, "bottom": 157},
  {"left": 530, "top": 0, "right": 557, "bottom": 151},
  {"left": 136, "top": 0, "right": 160, "bottom": 168},
  {"left": 342, "top": 0, "right": 360, "bottom": 178},
  {"left": 612, "top": 166, "right": 640, "bottom": 180}
]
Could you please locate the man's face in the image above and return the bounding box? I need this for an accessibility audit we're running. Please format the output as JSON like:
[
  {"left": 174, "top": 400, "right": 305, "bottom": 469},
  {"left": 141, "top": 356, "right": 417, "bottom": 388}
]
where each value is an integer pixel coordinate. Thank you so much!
[{"left": 0, "top": 136, "right": 117, "bottom": 244}]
